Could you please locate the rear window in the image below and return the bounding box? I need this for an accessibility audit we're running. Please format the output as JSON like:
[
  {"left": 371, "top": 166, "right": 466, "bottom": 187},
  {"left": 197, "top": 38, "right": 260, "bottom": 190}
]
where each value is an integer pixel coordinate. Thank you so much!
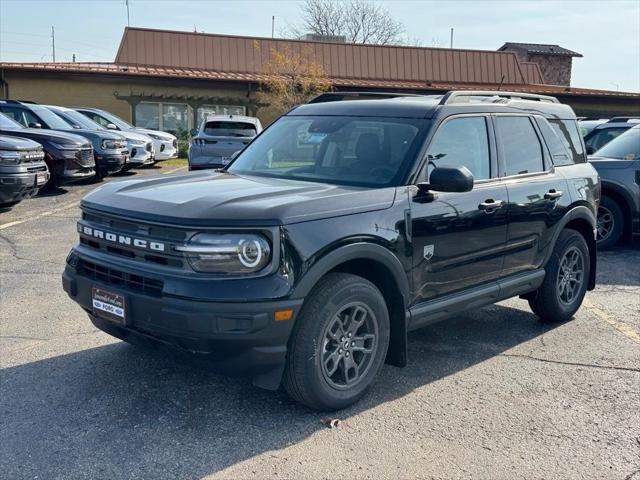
[{"left": 204, "top": 121, "right": 257, "bottom": 137}]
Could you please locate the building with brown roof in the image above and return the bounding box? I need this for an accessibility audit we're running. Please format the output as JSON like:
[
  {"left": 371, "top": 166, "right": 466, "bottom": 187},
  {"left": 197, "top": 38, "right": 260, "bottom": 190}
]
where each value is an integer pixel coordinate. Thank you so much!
[{"left": 1, "top": 27, "right": 638, "bottom": 134}]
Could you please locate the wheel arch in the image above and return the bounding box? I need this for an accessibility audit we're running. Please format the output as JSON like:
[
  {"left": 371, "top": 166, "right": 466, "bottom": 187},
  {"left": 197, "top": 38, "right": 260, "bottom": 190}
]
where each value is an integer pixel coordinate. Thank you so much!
[
  {"left": 291, "top": 243, "right": 410, "bottom": 368},
  {"left": 600, "top": 181, "right": 633, "bottom": 239}
]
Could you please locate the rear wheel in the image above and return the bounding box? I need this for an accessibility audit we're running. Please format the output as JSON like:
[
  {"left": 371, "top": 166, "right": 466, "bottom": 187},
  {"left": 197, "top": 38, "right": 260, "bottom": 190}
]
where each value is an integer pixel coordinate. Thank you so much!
[
  {"left": 528, "top": 229, "right": 590, "bottom": 322},
  {"left": 596, "top": 196, "right": 624, "bottom": 248},
  {"left": 283, "top": 273, "right": 390, "bottom": 411}
]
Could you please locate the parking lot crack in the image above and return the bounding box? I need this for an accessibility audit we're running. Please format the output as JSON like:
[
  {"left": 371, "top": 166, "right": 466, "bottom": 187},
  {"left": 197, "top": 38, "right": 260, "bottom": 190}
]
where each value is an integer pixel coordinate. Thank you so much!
[{"left": 500, "top": 353, "right": 640, "bottom": 373}]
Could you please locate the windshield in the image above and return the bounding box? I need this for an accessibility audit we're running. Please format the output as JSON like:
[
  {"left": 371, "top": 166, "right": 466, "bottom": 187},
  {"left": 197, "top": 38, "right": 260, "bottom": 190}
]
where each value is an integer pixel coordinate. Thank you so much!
[
  {"left": 0, "top": 113, "right": 23, "bottom": 130},
  {"left": 594, "top": 127, "right": 640, "bottom": 160},
  {"left": 53, "top": 108, "right": 105, "bottom": 130},
  {"left": 227, "top": 115, "right": 428, "bottom": 187},
  {"left": 204, "top": 121, "right": 257, "bottom": 137},
  {"left": 92, "top": 109, "right": 133, "bottom": 129},
  {"left": 30, "top": 106, "right": 74, "bottom": 130}
]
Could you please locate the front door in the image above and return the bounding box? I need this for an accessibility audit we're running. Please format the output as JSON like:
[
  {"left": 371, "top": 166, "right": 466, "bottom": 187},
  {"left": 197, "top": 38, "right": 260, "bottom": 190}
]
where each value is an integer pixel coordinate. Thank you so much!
[{"left": 410, "top": 115, "right": 508, "bottom": 304}]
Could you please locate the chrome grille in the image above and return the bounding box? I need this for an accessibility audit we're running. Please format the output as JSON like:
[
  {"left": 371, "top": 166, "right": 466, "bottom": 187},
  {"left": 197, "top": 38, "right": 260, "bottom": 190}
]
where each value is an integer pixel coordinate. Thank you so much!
[{"left": 75, "top": 147, "right": 94, "bottom": 166}]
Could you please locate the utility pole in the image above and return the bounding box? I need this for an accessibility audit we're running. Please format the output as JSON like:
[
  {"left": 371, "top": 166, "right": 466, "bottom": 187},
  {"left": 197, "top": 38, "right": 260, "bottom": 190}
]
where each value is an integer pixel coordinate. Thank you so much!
[
  {"left": 125, "top": 0, "right": 130, "bottom": 27},
  {"left": 272, "top": 16, "right": 275, "bottom": 38},
  {"left": 450, "top": 27, "right": 454, "bottom": 48},
  {"left": 51, "top": 26, "right": 56, "bottom": 62}
]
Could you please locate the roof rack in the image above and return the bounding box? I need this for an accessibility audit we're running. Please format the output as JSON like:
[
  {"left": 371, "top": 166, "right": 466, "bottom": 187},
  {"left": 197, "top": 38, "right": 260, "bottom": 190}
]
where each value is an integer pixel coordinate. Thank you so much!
[
  {"left": 607, "top": 117, "right": 640, "bottom": 123},
  {"left": 309, "top": 91, "right": 424, "bottom": 104},
  {"left": 440, "top": 90, "right": 559, "bottom": 105}
]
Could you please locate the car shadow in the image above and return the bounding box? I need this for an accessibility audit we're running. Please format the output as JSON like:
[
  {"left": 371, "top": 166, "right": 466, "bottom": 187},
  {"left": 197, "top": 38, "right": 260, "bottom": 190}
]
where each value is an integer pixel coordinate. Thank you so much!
[
  {"left": 596, "top": 238, "right": 640, "bottom": 287},
  {"left": 1, "top": 303, "right": 564, "bottom": 478},
  {"left": 35, "top": 186, "right": 69, "bottom": 198}
]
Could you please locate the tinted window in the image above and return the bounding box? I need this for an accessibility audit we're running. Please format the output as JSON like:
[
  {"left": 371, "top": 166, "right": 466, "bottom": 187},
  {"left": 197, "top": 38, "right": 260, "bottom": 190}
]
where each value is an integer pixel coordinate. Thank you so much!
[
  {"left": 496, "top": 116, "right": 544, "bottom": 175},
  {"left": 0, "top": 112, "right": 23, "bottom": 130},
  {"left": 427, "top": 116, "right": 491, "bottom": 180},
  {"left": 0, "top": 106, "right": 40, "bottom": 128},
  {"left": 204, "top": 121, "right": 257, "bottom": 137},
  {"left": 586, "top": 127, "right": 626, "bottom": 151},
  {"left": 29, "top": 106, "right": 73, "bottom": 130},
  {"left": 535, "top": 117, "right": 572, "bottom": 166},
  {"left": 228, "top": 116, "right": 427, "bottom": 187},
  {"left": 595, "top": 127, "right": 640, "bottom": 160},
  {"left": 549, "top": 119, "right": 585, "bottom": 163}
]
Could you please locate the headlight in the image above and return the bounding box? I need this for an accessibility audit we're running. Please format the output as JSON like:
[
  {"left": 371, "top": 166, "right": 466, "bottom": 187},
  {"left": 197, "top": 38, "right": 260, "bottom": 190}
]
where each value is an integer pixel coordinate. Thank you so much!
[
  {"left": 130, "top": 139, "right": 146, "bottom": 146},
  {"left": 147, "top": 133, "right": 161, "bottom": 140},
  {"left": 0, "top": 150, "right": 21, "bottom": 165},
  {"left": 101, "top": 139, "right": 119, "bottom": 149},
  {"left": 175, "top": 233, "right": 271, "bottom": 274}
]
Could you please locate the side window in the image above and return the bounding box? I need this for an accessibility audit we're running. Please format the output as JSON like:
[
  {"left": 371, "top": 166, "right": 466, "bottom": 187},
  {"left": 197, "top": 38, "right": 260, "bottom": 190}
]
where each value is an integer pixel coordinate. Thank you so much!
[
  {"left": 549, "top": 119, "right": 585, "bottom": 163},
  {"left": 496, "top": 116, "right": 544, "bottom": 176},
  {"left": 427, "top": 116, "right": 491, "bottom": 180},
  {"left": 535, "top": 117, "right": 573, "bottom": 166},
  {"left": 0, "top": 107, "right": 28, "bottom": 126},
  {"left": 85, "top": 112, "right": 109, "bottom": 128}
]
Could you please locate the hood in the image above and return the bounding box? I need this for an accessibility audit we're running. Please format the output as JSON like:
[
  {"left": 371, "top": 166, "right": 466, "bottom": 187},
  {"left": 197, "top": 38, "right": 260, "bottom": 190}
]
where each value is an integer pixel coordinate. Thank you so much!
[
  {"left": 0, "top": 127, "right": 90, "bottom": 146},
  {"left": 81, "top": 171, "right": 397, "bottom": 226},
  {"left": 134, "top": 128, "right": 176, "bottom": 141},
  {"left": 53, "top": 128, "right": 117, "bottom": 144},
  {"left": 121, "top": 130, "right": 153, "bottom": 143},
  {"left": 0, "top": 135, "right": 42, "bottom": 151},
  {"left": 588, "top": 156, "right": 638, "bottom": 170}
]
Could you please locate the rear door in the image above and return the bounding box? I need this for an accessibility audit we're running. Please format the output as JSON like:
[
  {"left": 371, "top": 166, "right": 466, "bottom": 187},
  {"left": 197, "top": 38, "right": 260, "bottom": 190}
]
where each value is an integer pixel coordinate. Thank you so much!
[
  {"left": 495, "top": 115, "right": 570, "bottom": 276},
  {"left": 410, "top": 114, "right": 509, "bottom": 303}
]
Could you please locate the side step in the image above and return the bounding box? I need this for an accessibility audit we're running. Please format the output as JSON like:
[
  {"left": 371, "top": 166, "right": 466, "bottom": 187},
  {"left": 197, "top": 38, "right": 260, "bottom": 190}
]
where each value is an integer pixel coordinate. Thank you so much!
[{"left": 408, "top": 269, "right": 545, "bottom": 331}]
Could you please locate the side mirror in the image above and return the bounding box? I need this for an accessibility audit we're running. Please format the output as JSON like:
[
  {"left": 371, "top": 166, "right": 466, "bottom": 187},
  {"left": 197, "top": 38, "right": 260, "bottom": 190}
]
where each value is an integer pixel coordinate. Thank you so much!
[
  {"left": 106, "top": 123, "right": 118, "bottom": 130},
  {"left": 419, "top": 166, "right": 474, "bottom": 194},
  {"left": 586, "top": 146, "right": 595, "bottom": 155},
  {"left": 28, "top": 122, "right": 42, "bottom": 129},
  {"left": 190, "top": 128, "right": 198, "bottom": 137}
]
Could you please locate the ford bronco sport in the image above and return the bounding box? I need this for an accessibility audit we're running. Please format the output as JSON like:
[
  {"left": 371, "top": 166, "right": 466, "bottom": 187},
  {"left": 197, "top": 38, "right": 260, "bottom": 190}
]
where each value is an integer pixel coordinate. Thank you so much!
[{"left": 63, "top": 91, "right": 599, "bottom": 411}]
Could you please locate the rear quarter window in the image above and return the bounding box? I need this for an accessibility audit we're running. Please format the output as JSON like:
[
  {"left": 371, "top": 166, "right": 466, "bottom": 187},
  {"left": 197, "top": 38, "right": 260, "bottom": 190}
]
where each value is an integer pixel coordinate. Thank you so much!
[
  {"left": 535, "top": 117, "right": 573, "bottom": 166},
  {"left": 548, "top": 119, "right": 586, "bottom": 164}
]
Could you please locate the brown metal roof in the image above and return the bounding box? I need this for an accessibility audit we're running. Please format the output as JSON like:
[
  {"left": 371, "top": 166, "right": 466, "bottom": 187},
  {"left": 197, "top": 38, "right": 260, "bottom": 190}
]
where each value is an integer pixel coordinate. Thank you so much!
[
  {"left": 520, "top": 62, "right": 544, "bottom": 84},
  {"left": 115, "top": 27, "right": 530, "bottom": 85},
  {"left": 2, "top": 61, "right": 638, "bottom": 99}
]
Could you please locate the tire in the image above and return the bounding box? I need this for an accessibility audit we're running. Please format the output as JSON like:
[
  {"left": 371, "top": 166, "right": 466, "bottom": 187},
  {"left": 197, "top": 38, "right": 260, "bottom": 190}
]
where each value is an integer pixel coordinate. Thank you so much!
[
  {"left": 528, "top": 229, "right": 590, "bottom": 322},
  {"left": 596, "top": 196, "right": 624, "bottom": 249},
  {"left": 283, "top": 272, "right": 390, "bottom": 411}
]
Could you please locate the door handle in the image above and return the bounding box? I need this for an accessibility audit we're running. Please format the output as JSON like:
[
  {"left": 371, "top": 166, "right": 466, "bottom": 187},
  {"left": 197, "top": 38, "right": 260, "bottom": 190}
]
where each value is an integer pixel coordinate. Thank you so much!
[
  {"left": 478, "top": 199, "right": 505, "bottom": 212},
  {"left": 544, "top": 189, "right": 564, "bottom": 200}
]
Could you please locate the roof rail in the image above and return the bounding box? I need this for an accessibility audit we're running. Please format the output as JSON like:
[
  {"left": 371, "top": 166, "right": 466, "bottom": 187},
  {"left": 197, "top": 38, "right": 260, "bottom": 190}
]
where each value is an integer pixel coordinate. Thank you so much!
[
  {"left": 607, "top": 116, "right": 640, "bottom": 123},
  {"left": 440, "top": 90, "right": 560, "bottom": 105},
  {"left": 309, "top": 91, "right": 424, "bottom": 104},
  {"left": 0, "top": 99, "right": 24, "bottom": 104}
]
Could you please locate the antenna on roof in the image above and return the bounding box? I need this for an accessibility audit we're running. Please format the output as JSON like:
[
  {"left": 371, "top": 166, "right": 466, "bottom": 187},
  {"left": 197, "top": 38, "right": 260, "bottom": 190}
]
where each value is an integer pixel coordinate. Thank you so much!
[
  {"left": 272, "top": 16, "right": 275, "bottom": 38},
  {"left": 125, "top": 0, "right": 131, "bottom": 27},
  {"left": 497, "top": 75, "right": 505, "bottom": 91},
  {"left": 450, "top": 28, "right": 454, "bottom": 48}
]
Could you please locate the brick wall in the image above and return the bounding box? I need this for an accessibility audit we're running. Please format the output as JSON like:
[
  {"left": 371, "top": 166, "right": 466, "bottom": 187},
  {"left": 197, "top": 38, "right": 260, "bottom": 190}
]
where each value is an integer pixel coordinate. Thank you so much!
[{"left": 527, "top": 54, "right": 573, "bottom": 87}]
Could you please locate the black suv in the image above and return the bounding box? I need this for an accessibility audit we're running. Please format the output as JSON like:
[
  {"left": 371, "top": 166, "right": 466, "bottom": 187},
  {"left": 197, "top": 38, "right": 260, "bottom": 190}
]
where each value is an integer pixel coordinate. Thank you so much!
[
  {"left": 63, "top": 91, "right": 599, "bottom": 410},
  {"left": 0, "top": 135, "right": 49, "bottom": 207},
  {"left": 0, "top": 112, "right": 94, "bottom": 187}
]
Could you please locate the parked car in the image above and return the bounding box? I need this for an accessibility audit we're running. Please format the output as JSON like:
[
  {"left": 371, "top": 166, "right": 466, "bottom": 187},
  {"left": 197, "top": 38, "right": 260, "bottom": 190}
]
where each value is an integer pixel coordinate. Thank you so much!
[
  {"left": 589, "top": 124, "right": 640, "bottom": 248},
  {"left": 188, "top": 115, "right": 262, "bottom": 170},
  {"left": 63, "top": 90, "right": 599, "bottom": 411},
  {"left": 0, "top": 112, "right": 94, "bottom": 187},
  {"left": 582, "top": 117, "right": 640, "bottom": 154},
  {"left": 74, "top": 107, "right": 177, "bottom": 161},
  {"left": 0, "top": 135, "right": 49, "bottom": 208},
  {"left": 59, "top": 107, "right": 154, "bottom": 169},
  {"left": 43, "top": 105, "right": 129, "bottom": 178},
  {"left": 0, "top": 100, "right": 124, "bottom": 180}
]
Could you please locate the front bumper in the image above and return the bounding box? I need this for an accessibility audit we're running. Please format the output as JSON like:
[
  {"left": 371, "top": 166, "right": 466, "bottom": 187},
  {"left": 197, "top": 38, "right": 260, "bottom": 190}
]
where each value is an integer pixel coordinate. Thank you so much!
[
  {"left": 128, "top": 145, "right": 155, "bottom": 166},
  {"left": 0, "top": 170, "right": 48, "bottom": 204},
  {"left": 153, "top": 140, "right": 178, "bottom": 161},
  {"left": 62, "top": 251, "right": 302, "bottom": 390},
  {"left": 95, "top": 151, "right": 128, "bottom": 175}
]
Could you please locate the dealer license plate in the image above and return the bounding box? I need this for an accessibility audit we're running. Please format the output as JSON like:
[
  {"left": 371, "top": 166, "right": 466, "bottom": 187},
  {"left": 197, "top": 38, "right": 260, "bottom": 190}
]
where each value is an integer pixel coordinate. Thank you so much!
[
  {"left": 92, "top": 287, "right": 126, "bottom": 325},
  {"left": 36, "top": 171, "right": 48, "bottom": 186}
]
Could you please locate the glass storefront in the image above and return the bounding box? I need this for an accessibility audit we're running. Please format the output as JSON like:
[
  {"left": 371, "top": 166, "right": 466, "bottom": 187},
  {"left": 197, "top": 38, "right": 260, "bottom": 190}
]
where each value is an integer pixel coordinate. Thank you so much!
[{"left": 135, "top": 102, "right": 247, "bottom": 135}]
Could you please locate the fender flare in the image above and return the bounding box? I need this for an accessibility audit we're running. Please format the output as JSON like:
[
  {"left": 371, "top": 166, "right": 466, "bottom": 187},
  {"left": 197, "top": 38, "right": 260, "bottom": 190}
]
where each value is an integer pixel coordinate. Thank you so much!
[
  {"left": 546, "top": 205, "right": 597, "bottom": 290},
  {"left": 600, "top": 179, "right": 635, "bottom": 214},
  {"left": 291, "top": 242, "right": 410, "bottom": 309}
]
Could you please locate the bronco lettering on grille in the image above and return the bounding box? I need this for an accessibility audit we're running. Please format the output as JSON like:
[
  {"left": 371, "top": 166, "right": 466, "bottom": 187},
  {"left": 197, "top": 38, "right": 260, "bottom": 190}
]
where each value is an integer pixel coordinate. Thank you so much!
[{"left": 78, "top": 224, "right": 165, "bottom": 252}]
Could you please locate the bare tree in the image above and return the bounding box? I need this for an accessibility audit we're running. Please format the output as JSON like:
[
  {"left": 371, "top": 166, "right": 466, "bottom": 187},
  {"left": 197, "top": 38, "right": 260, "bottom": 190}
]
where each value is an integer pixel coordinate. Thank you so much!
[
  {"left": 289, "top": 0, "right": 405, "bottom": 45},
  {"left": 257, "top": 46, "right": 332, "bottom": 119}
]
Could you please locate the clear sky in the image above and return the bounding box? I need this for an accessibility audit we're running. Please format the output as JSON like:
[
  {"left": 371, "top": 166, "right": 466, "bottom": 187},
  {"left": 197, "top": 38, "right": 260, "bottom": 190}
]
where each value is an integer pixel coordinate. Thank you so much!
[{"left": 1, "top": 0, "right": 638, "bottom": 92}]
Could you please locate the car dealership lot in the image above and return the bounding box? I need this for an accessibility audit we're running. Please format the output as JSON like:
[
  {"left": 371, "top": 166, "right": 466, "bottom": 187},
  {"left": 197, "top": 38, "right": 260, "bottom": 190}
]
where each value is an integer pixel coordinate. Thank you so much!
[{"left": 1, "top": 169, "right": 639, "bottom": 480}]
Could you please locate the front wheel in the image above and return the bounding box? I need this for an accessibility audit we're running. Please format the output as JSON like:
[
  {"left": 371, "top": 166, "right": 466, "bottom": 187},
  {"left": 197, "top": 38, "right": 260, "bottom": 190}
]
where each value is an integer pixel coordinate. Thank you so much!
[
  {"left": 283, "top": 273, "right": 390, "bottom": 411},
  {"left": 528, "top": 229, "right": 590, "bottom": 322},
  {"left": 596, "top": 196, "right": 624, "bottom": 248}
]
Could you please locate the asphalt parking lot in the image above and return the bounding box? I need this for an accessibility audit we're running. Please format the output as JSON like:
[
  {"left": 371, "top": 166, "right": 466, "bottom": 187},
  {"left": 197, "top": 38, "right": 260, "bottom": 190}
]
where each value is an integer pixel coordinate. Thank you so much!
[{"left": 1, "top": 166, "right": 639, "bottom": 480}]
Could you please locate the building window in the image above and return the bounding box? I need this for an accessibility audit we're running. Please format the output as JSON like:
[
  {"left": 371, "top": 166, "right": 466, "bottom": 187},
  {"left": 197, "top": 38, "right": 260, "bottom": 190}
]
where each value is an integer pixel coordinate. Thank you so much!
[
  {"left": 196, "top": 105, "right": 246, "bottom": 127},
  {"left": 135, "top": 102, "right": 192, "bottom": 135}
]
